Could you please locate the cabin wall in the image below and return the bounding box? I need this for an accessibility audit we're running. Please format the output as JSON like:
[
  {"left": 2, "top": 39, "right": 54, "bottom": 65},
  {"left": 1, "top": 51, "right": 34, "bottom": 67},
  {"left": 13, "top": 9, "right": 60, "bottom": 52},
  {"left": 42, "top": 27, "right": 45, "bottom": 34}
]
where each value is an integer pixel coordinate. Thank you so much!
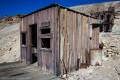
[
  {"left": 59, "top": 8, "right": 99, "bottom": 74},
  {"left": 89, "top": 18, "right": 100, "bottom": 49},
  {"left": 21, "top": 7, "right": 60, "bottom": 74},
  {"left": 59, "top": 9, "right": 78, "bottom": 74},
  {"left": 21, "top": 6, "right": 100, "bottom": 75},
  {"left": 90, "top": 25, "right": 100, "bottom": 49}
]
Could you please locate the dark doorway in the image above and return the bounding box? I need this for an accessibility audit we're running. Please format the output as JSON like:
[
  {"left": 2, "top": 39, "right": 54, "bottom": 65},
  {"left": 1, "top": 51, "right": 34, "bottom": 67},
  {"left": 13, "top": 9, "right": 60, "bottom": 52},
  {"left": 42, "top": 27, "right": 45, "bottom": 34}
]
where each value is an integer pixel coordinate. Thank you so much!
[{"left": 30, "top": 24, "right": 37, "bottom": 64}]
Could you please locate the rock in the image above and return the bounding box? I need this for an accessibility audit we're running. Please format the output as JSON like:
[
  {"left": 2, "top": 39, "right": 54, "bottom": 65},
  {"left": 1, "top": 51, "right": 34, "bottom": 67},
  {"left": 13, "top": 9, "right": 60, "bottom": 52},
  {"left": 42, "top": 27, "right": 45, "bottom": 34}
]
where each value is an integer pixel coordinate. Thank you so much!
[
  {"left": 9, "top": 48, "right": 12, "bottom": 51},
  {"left": 100, "top": 32, "right": 120, "bottom": 59}
]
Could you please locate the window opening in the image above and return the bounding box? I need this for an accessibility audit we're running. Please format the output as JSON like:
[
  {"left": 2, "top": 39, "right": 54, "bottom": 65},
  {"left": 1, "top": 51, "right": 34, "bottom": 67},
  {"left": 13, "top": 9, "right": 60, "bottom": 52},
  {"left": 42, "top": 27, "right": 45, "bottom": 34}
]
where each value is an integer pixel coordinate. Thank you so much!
[
  {"left": 41, "top": 38, "right": 50, "bottom": 48},
  {"left": 22, "top": 33, "right": 26, "bottom": 45}
]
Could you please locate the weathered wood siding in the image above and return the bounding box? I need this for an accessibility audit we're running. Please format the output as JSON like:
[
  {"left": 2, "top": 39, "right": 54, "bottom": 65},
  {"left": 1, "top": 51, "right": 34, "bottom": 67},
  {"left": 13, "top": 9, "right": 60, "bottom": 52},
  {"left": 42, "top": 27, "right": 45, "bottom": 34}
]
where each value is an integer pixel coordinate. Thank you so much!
[
  {"left": 59, "top": 8, "right": 99, "bottom": 74},
  {"left": 21, "top": 5, "right": 100, "bottom": 75},
  {"left": 89, "top": 18, "right": 100, "bottom": 49},
  {"left": 21, "top": 7, "right": 60, "bottom": 74},
  {"left": 91, "top": 25, "right": 100, "bottom": 49}
]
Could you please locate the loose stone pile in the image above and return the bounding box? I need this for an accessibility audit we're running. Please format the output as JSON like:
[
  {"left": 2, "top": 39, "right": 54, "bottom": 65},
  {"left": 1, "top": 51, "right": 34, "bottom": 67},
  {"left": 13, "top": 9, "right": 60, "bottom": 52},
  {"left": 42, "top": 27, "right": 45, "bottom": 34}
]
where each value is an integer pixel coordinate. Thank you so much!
[{"left": 100, "top": 33, "right": 120, "bottom": 59}]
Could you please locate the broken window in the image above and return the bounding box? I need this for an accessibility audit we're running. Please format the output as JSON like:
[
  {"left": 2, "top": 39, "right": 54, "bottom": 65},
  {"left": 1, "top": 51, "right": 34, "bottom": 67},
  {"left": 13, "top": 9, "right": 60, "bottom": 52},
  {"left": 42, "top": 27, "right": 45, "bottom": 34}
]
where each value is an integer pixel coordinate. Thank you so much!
[
  {"left": 21, "top": 33, "right": 26, "bottom": 45},
  {"left": 41, "top": 38, "right": 50, "bottom": 48},
  {"left": 40, "top": 21, "right": 51, "bottom": 49},
  {"left": 104, "top": 24, "right": 111, "bottom": 32},
  {"left": 40, "top": 21, "right": 50, "bottom": 34},
  {"left": 41, "top": 28, "right": 50, "bottom": 34}
]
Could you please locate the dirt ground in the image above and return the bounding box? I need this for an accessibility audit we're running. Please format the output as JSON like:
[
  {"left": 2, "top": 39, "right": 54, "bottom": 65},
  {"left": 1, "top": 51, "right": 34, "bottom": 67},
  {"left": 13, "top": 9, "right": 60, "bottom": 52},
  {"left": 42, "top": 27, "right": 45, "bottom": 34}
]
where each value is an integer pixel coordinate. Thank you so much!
[
  {"left": 1, "top": 56, "right": 120, "bottom": 80},
  {"left": 0, "top": 62, "right": 59, "bottom": 80},
  {"left": 65, "top": 56, "right": 120, "bottom": 80}
]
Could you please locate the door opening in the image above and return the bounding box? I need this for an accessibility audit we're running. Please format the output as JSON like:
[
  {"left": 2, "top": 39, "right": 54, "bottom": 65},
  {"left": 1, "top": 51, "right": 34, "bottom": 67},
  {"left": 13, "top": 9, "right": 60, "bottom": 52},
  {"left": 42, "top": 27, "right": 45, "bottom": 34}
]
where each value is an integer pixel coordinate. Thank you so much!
[{"left": 30, "top": 24, "right": 37, "bottom": 64}]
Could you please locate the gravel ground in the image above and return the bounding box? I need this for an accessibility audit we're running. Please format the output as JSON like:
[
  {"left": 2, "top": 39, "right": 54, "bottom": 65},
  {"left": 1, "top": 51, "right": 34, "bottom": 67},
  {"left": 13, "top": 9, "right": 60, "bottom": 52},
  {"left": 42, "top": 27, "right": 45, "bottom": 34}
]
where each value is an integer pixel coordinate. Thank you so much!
[{"left": 64, "top": 57, "right": 120, "bottom": 80}]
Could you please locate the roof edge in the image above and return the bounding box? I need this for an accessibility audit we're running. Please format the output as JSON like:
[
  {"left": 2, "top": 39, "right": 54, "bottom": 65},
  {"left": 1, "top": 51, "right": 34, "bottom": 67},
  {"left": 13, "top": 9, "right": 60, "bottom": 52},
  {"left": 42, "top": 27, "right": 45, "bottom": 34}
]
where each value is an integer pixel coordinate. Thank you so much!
[
  {"left": 22, "top": 4, "right": 59, "bottom": 18},
  {"left": 22, "top": 3, "right": 96, "bottom": 19}
]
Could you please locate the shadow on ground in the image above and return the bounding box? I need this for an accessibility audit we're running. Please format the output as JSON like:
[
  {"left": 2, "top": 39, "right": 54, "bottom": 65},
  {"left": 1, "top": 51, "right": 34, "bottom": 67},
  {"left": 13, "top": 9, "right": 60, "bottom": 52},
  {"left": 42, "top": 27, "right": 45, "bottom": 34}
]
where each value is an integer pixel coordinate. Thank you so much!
[{"left": 0, "top": 62, "right": 58, "bottom": 80}]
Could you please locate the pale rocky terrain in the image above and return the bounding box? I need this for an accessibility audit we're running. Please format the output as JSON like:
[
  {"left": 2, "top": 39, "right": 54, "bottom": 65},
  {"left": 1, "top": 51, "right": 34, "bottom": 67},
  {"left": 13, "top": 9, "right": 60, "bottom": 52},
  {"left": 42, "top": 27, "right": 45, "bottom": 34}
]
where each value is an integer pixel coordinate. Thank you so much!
[
  {"left": 71, "top": 1, "right": 120, "bottom": 15},
  {"left": 0, "top": 22, "right": 20, "bottom": 63},
  {"left": 63, "top": 57, "right": 120, "bottom": 80}
]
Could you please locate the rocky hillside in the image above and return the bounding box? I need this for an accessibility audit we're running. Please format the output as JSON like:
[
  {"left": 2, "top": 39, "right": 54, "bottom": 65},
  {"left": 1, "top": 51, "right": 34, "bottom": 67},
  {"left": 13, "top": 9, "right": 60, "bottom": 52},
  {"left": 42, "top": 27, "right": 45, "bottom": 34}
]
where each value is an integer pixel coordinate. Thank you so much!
[
  {"left": 0, "top": 18, "right": 20, "bottom": 63},
  {"left": 71, "top": 1, "right": 120, "bottom": 14}
]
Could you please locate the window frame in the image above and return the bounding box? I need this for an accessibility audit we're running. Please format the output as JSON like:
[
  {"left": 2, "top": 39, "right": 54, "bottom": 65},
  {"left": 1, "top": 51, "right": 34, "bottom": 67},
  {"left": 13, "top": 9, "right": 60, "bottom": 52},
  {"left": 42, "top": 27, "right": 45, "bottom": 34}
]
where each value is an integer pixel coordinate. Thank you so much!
[
  {"left": 21, "top": 32, "right": 26, "bottom": 46},
  {"left": 40, "top": 21, "right": 52, "bottom": 50}
]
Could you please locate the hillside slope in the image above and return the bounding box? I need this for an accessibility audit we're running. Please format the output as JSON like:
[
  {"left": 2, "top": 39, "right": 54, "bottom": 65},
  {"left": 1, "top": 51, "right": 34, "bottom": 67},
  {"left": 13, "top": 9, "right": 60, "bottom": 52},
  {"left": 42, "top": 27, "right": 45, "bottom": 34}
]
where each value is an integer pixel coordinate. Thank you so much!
[{"left": 0, "top": 23, "right": 20, "bottom": 63}]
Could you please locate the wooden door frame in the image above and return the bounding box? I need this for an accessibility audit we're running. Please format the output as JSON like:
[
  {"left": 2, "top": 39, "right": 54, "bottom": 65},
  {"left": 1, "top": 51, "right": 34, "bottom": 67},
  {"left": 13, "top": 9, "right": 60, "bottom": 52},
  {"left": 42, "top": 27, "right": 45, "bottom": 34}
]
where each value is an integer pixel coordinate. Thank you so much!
[{"left": 28, "top": 24, "right": 37, "bottom": 64}]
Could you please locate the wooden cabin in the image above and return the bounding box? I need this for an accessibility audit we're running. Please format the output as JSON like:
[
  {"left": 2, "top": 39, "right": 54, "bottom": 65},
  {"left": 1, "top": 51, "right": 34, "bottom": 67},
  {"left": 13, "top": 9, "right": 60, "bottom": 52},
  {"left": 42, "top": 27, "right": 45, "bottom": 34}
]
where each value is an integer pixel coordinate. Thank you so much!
[{"left": 20, "top": 4, "right": 100, "bottom": 75}]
